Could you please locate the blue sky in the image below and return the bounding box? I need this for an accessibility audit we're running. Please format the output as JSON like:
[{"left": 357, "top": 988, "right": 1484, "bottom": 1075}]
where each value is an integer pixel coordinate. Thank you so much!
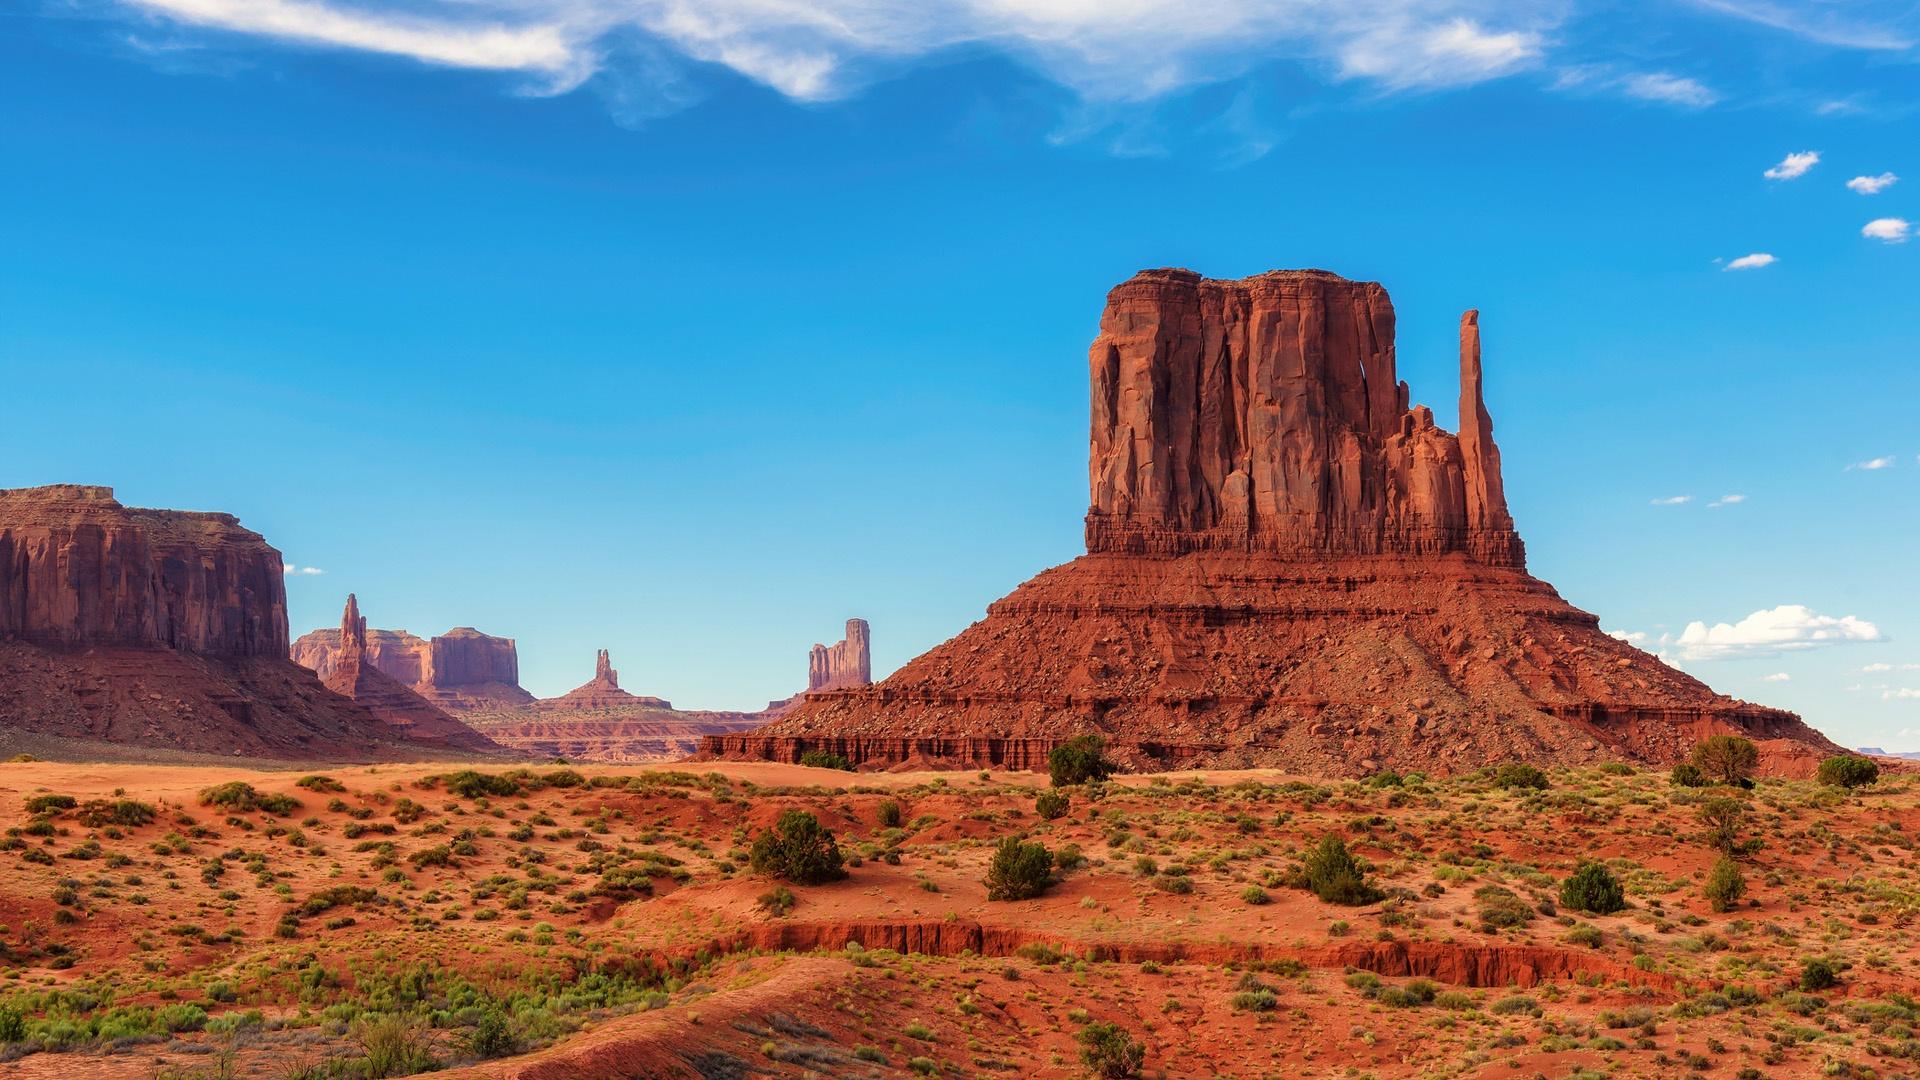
[{"left": 3, "top": 1, "right": 1917, "bottom": 745}]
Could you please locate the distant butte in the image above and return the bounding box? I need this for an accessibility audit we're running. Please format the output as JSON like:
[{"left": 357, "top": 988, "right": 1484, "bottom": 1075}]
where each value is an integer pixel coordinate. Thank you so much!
[
  {"left": 0, "top": 484, "right": 495, "bottom": 760},
  {"left": 293, "top": 619, "right": 533, "bottom": 711},
  {"left": 713, "top": 268, "right": 1841, "bottom": 776},
  {"left": 311, "top": 595, "right": 498, "bottom": 751},
  {"left": 536, "top": 649, "right": 671, "bottom": 711}
]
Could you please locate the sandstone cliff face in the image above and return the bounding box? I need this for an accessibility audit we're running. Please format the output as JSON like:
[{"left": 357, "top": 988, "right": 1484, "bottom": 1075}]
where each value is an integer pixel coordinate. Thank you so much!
[
  {"left": 1085, "top": 270, "right": 1522, "bottom": 566},
  {"left": 315, "top": 595, "right": 498, "bottom": 751},
  {"left": 0, "top": 485, "right": 496, "bottom": 760},
  {"left": 808, "top": 619, "right": 871, "bottom": 692},
  {"left": 727, "top": 268, "right": 1838, "bottom": 776},
  {"left": 291, "top": 622, "right": 531, "bottom": 709},
  {"left": 0, "top": 485, "right": 288, "bottom": 656}
]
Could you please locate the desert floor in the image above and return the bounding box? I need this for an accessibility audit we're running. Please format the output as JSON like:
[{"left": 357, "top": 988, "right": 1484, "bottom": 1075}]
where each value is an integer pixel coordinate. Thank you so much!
[{"left": 0, "top": 757, "right": 1913, "bottom": 1078}]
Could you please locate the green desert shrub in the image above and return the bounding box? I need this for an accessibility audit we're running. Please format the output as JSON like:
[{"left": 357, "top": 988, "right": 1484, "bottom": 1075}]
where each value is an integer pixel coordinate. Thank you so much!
[
  {"left": 1817, "top": 755, "right": 1880, "bottom": 789},
  {"left": 76, "top": 799, "right": 158, "bottom": 828},
  {"left": 749, "top": 810, "right": 847, "bottom": 885},
  {"left": 439, "top": 770, "right": 520, "bottom": 799},
  {"left": 1669, "top": 762, "right": 1709, "bottom": 788},
  {"left": 984, "top": 837, "right": 1054, "bottom": 901},
  {"left": 1558, "top": 862, "right": 1625, "bottom": 914},
  {"left": 1049, "top": 735, "right": 1114, "bottom": 787},
  {"left": 1035, "top": 789, "right": 1070, "bottom": 821},
  {"left": 1301, "top": 835, "right": 1382, "bottom": 905},
  {"left": 1077, "top": 1021, "right": 1146, "bottom": 1079},
  {"left": 798, "top": 750, "right": 853, "bottom": 771},
  {"left": 1705, "top": 856, "right": 1746, "bottom": 913},
  {"left": 1800, "top": 958, "right": 1840, "bottom": 991},
  {"left": 876, "top": 800, "right": 902, "bottom": 828},
  {"left": 296, "top": 775, "right": 346, "bottom": 792},
  {"left": 199, "top": 783, "right": 297, "bottom": 816},
  {"left": 1473, "top": 884, "right": 1535, "bottom": 930},
  {"left": 23, "top": 794, "right": 76, "bottom": 815},
  {"left": 1690, "top": 735, "right": 1758, "bottom": 787},
  {"left": 1492, "top": 763, "right": 1549, "bottom": 791},
  {"left": 1698, "top": 797, "right": 1751, "bottom": 855}
]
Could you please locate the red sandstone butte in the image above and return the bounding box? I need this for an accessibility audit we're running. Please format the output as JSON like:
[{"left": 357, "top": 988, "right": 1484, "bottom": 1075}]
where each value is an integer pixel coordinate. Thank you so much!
[
  {"left": 537, "top": 650, "right": 671, "bottom": 711},
  {"left": 715, "top": 268, "right": 1840, "bottom": 776},
  {"left": 315, "top": 595, "right": 498, "bottom": 751},
  {"left": 293, "top": 622, "right": 533, "bottom": 710},
  {"left": 809, "top": 619, "right": 872, "bottom": 692},
  {"left": 0, "top": 484, "right": 490, "bottom": 759}
]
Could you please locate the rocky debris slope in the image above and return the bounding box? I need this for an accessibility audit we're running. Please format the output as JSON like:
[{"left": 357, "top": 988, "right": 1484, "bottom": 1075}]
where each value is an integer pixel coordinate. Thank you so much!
[
  {"left": 315, "top": 595, "right": 498, "bottom": 751},
  {"left": 293, "top": 621, "right": 532, "bottom": 710},
  {"left": 0, "top": 485, "right": 492, "bottom": 759},
  {"left": 722, "top": 268, "right": 1839, "bottom": 776}
]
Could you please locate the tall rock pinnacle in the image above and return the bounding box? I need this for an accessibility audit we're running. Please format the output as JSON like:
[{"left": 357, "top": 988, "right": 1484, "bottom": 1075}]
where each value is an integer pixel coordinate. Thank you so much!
[
  {"left": 808, "top": 619, "right": 872, "bottom": 692},
  {"left": 340, "top": 594, "right": 367, "bottom": 651},
  {"left": 1457, "top": 309, "right": 1512, "bottom": 538},
  {"left": 594, "top": 649, "right": 617, "bottom": 688}
]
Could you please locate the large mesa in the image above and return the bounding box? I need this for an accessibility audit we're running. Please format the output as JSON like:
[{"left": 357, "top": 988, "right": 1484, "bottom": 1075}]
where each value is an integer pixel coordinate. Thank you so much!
[{"left": 712, "top": 268, "right": 1839, "bottom": 776}]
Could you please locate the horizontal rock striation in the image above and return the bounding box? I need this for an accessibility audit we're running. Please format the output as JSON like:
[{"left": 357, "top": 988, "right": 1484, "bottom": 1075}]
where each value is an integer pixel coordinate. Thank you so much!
[
  {"left": 0, "top": 485, "right": 500, "bottom": 759},
  {"left": 738, "top": 268, "right": 1839, "bottom": 776},
  {"left": 0, "top": 485, "right": 287, "bottom": 656}
]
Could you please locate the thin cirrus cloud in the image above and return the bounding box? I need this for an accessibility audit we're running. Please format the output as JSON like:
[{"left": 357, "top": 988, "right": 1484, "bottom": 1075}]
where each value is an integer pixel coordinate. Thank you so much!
[
  {"left": 1723, "top": 252, "right": 1775, "bottom": 271},
  {"left": 1848, "top": 172, "right": 1899, "bottom": 195},
  {"left": 1650, "top": 494, "right": 1693, "bottom": 506},
  {"left": 1862, "top": 218, "right": 1913, "bottom": 243},
  {"left": 1848, "top": 456, "right": 1896, "bottom": 470},
  {"left": 98, "top": 0, "right": 1900, "bottom": 116},
  {"left": 1761, "top": 672, "right": 1791, "bottom": 682},
  {"left": 282, "top": 563, "right": 326, "bottom": 575},
  {"left": 1707, "top": 494, "right": 1747, "bottom": 507},
  {"left": 1764, "top": 150, "right": 1820, "bottom": 180}
]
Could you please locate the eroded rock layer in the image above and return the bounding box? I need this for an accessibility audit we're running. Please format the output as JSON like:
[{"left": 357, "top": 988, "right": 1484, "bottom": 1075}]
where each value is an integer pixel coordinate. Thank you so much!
[
  {"left": 809, "top": 619, "right": 872, "bottom": 692},
  {"left": 537, "top": 650, "right": 670, "bottom": 711},
  {"left": 723, "top": 268, "right": 1839, "bottom": 776},
  {"left": 316, "top": 595, "right": 498, "bottom": 751},
  {"left": 292, "top": 623, "right": 532, "bottom": 710},
  {"left": 0, "top": 485, "right": 493, "bottom": 759}
]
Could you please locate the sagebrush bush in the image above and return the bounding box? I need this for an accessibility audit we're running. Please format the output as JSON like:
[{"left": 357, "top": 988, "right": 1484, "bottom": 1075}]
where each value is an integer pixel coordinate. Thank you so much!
[
  {"left": 1558, "top": 862, "right": 1625, "bottom": 914},
  {"left": 1035, "top": 789, "right": 1070, "bottom": 821},
  {"left": 984, "top": 836, "right": 1053, "bottom": 901},
  {"left": 1705, "top": 855, "right": 1746, "bottom": 913},
  {"left": 1816, "top": 755, "right": 1879, "bottom": 789},
  {"left": 798, "top": 750, "right": 853, "bottom": 771},
  {"left": 1077, "top": 1021, "right": 1145, "bottom": 1079},
  {"left": 1690, "top": 736, "right": 1757, "bottom": 786},
  {"left": 1049, "top": 736, "right": 1114, "bottom": 787},
  {"left": 1302, "top": 835, "right": 1382, "bottom": 905},
  {"left": 749, "top": 810, "right": 847, "bottom": 885},
  {"left": 1669, "top": 762, "right": 1709, "bottom": 788},
  {"left": 1492, "top": 763, "right": 1549, "bottom": 791}
]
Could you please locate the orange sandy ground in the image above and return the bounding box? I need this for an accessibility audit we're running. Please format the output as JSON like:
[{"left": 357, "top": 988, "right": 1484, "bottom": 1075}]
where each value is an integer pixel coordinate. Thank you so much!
[{"left": 0, "top": 759, "right": 1916, "bottom": 1078}]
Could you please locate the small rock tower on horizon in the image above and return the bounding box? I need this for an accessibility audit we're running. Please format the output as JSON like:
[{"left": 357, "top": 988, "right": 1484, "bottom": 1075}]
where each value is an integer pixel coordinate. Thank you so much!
[{"left": 808, "top": 618, "right": 871, "bottom": 692}]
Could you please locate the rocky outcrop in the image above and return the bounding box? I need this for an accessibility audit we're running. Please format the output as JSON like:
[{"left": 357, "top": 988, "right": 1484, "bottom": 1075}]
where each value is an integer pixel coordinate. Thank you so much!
[
  {"left": 466, "top": 711, "right": 767, "bottom": 763},
  {"left": 292, "top": 622, "right": 532, "bottom": 710},
  {"left": 723, "top": 268, "right": 1840, "bottom": 776},
  {"left": 1, "top": 484, "right": 287, "bottom": 655},
  {"left": 0, "top": 485, "right": 498, "bottom": 759},
  {"left": 1085, "top": 270, "right": 1522, "bottom": 565},
  {"left": 315, "top": 596, "right": 497, "bottom": 751},
  {"left": 808, "top": 619, "right": 871, "bottom": 692},
  {"left": 537, "top": 650, "right": 670, "bottom": 711}
]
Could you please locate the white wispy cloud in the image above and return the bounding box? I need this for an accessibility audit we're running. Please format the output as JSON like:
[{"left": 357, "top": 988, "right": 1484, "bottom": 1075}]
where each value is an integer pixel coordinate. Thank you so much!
[
  {"left": 1862, "top": 217, "right": 1913, "bottom": 243},
  {"left": 1764, "top": 150, "right": 1820, "bottom": 180},
  {"left": 1708, "top": 494, "right": 1748, "bottom": 507},
  {"left": 1761, "top": 672, "right": 1791, "bottom": 682},
  {"left": 1608, "top": 629, "right": 1650, "bottom": 646},
  {"left": 1849, "top": 456, "right": 1896, "bottom": 470},
  {"left": 1670, "top": 603, "right": 1883, "bottom": 661},
  {"left": 1887, "top": 688, "right": 1920, "bottom": 701},
  {"left": 1848, "top": 172, "right": 1898, "bottom": 195},
  {"left": 1619, "top": 71, "right": 1718, "bottom": 107},
  {"left": 1686, "top": 0, "right": 1915, "bottom": 50},
  {"left": 1724, "top": 253, "right": 1775, "bottom": 271},
  {"left": 1650, "top": 495, "right": 1694, "bottom": 506},
  {"left": 1864, "top": 663, "right": 1894, "bottom": 672},
  {"left": 282, "top": 563, "right": 326, "bottom": 576}
]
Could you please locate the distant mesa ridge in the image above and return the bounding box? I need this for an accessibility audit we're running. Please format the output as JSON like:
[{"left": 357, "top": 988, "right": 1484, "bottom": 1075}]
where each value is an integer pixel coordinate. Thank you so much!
[
  {"left": 712, "top": 267, "right": 1840, "bottom": 776},
  {"left": 0, "top": 484, "right": 496, "bottom": 759},
  {"left": 307, "top": 594, "right": 499, "bottom": 751},
  {"left": 293, "top": 616, "right": 533, "bottom": 711}
]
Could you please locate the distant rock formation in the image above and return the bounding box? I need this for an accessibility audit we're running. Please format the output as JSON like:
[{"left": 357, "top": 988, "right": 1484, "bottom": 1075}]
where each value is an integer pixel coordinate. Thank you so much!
[
  {"left": 717, "top": 268, "right": 1840, "bottom": 777},
  {"left": 809, "top": 619, "right": 871, "bottom": 692},
  {"left": 315, "top": 595, "right": 497, "bottom": 751},
  {"left": 537, "top": 649, "right": 670, "bottom": 711},
  {"left": 0, "top": 484, "right": 494, "bottom": 760},
  {"left": 293, "top": 620, "right": 532, "bottom": 710}
]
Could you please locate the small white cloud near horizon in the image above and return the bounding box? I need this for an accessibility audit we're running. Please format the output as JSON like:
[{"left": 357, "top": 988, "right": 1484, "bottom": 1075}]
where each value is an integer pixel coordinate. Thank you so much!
[
  {"left": 1848, "top": 172, "right": 1898, "bottom": 195},
  {"left": 1724, "top": 253, "right": 1776, "bottom": 271},
  {"left": 1650, "top": 494, "right": 1693, "bottom": 506},
  {"left": 1761, "top": 672, "right": 1791, "bottom": 682},
  {"left": 1863, "top": 217, "right": 1912, "bottom": 243},
  {"left": 282, "top": 563, "right": 326, "bottom": 576},
  {"left": 1849, "top": 456, "right": 1896, "bottom": 471},
  {"left": 1607, "top": 629, "right": 1649, "bottom": 646},
  {"left": 1764, "top": 150, "right": 1820, "bottom": 180},
  {"left": 1865, "top": 663, "right": 1895, "bottom": 672},
  {"left": 1672, "top": 603, "right": 1883, "bottom": 661},
  {"left": 1707, "top": 494, "right": 1747, "bottom": 507},
  {"left": 1887, "top": 688, "right": 1920, "bottom": 701}
]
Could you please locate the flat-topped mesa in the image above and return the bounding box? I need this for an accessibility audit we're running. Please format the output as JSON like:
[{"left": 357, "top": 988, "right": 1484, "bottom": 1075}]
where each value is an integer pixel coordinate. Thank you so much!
[
  {"left": 1085, "top": 269, "right": 1524, "bottom": 566},
  {"left": 291, "top": 621, "right": 532, "bottom": 709},
  {"left": 317, "top": 595, "right": 497, "bottom": 750},
  {"left": 0, "top": 484, "right": 288, "bottom": 656},
  {"left": 808, "top": 619, "right": 872, "bottom": 692}
]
